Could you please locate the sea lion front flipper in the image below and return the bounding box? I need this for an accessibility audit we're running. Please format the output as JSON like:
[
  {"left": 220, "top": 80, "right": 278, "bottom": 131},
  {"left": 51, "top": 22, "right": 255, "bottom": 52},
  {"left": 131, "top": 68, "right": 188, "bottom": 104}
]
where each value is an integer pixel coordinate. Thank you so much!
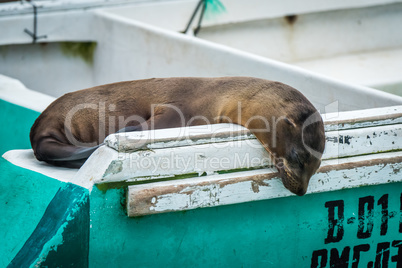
[
  {"left": 116, "top": 125, "right": 143, "bottom": 133},
  {"left": 33, "top": 137, "right": 100, "bottom": 168},
  {"left": 45, "top": 158, "right": 88, "bottom": 168}
]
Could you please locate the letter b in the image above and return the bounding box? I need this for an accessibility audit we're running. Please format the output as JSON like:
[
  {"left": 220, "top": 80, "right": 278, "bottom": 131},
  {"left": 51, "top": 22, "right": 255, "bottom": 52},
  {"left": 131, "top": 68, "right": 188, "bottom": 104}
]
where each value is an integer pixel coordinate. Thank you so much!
[{"left": 325, "top": 200, "right": 345, "bottom": 244}]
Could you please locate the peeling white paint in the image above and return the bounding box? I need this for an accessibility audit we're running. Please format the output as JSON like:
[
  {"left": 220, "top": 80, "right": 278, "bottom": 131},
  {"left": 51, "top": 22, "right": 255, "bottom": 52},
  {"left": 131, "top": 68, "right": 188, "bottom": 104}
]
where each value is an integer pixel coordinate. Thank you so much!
[
  {"left": 98, "top": 137, "right": 271, "bottom": 186},
  {"left": 324, "top": 124, "right": 402, "bottom": 159},
  {"left": 127, "top": 152, "right": 402, "bottom": 216},
  {"left": 323, "top": 105, "right": 402, "bottom": 131},
  {"left": 96, "top": 118, "right": 402, "bottom": 188},
  {"left": 104, "top": 123, "right": 253, "bottom": 152}
]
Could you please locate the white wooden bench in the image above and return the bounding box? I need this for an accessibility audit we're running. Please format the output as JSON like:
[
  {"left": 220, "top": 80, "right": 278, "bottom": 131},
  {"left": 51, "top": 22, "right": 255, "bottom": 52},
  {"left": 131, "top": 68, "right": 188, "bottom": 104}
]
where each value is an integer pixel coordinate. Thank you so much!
[{"left": 71, "top": 105, "right": 402, "bottom": 217}]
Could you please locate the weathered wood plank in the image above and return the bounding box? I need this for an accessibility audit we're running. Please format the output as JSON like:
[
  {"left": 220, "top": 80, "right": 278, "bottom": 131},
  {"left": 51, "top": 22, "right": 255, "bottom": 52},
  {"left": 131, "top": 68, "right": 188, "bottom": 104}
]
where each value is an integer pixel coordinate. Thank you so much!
[
  {"left": 105, "top": 124, "right": 253, "bottom": 152},
  {"left": 93, "top": 123, "right": 401, "bottom": 189},
  {"left": 95, "top": 139, "right": 271, "bottom": 188},
  {"left": 324, "top": 124, "right": 402, "bottom": 159},
  {"left": 104, "top": 105, "right": 402, "bottom": 153},
  {"left": 323, "top": 105, "right": 402, "bottom": 131},
  {"left": 126, "top": 151, "right": 402, "bottom": 217}
]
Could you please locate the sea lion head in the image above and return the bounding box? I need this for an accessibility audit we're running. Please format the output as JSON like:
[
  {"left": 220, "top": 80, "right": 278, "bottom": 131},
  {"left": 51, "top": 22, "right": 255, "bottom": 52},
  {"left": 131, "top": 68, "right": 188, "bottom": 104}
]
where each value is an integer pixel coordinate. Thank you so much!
[{"left": 272, "top": 111, "right": 325, "bottom": 196}]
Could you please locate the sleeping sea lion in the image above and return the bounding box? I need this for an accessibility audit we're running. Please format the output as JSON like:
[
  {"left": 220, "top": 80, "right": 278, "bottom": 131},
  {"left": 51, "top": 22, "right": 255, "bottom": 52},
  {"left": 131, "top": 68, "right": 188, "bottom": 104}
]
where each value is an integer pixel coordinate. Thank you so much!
[{"left": 30, "top": 77, "right": 325, "bottom": 195}]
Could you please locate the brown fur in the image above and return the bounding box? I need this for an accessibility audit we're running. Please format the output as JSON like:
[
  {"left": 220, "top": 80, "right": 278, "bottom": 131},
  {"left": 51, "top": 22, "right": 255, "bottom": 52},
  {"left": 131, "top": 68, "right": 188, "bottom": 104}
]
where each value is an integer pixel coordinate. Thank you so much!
[{"left": 30, "top": 77, "right": 325, "bottom": 195}]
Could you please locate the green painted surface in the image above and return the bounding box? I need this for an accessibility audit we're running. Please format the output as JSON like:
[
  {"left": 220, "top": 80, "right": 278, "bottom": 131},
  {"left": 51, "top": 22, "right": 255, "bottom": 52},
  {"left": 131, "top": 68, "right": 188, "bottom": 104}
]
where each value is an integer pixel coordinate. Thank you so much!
[
  {"left": 0, "top": 99, "right": 39, "bottom": 155},
  {"left": 0, "top": 158, "right": 66, "bottom": 267},
  {"left": 89, "top": 183, "right": 402, "bottom": 267},
  {"left": 8, "top": 183, "right": 89, "bottom": 268}
]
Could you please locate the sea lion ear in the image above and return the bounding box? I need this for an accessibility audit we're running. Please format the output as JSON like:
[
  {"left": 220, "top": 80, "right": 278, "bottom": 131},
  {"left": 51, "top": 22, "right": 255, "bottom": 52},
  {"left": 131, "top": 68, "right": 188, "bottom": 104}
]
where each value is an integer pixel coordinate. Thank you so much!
[{"left": 284, "top": 117, "right": 296, "bottom": 127}]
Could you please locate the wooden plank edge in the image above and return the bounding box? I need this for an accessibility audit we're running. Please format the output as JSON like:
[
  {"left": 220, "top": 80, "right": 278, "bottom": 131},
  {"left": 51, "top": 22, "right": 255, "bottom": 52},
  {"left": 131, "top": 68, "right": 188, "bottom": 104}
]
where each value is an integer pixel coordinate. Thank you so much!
[
  {"left": 323, "top": 105, "right": 402, "bottom": 131},
  {"left": 104, "top": 106, "right": 402, "bottom": 153},
  {"left": 105, "top": 124, "right": 252, "bottom": 152},
  {"left": 95, "top": 123, "right": 401, "bottom": 187},
  {"left": 126, "top": 152, "right": 402, "bottom": 217}
]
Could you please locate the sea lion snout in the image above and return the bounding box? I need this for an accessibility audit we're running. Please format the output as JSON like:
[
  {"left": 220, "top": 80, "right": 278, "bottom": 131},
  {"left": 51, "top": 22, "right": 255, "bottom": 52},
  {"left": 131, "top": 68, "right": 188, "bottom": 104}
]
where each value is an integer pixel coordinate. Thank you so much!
[
  {"left": 275, "top": 155, "right": 321, "bottom": 196},
  {"left": 273, "top": 113, "right": 325, "bottom": 196},
  {"left": 275, "top": 158, "right": 308, "bottom": 196}
]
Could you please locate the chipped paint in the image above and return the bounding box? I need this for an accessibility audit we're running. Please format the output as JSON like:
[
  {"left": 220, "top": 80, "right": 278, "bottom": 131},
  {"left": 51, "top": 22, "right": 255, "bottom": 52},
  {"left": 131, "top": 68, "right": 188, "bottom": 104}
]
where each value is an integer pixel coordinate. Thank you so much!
[
  {"left": 102, "top": 160, "right": 123, "bottom": 178},
  {"left": 323, "top": 105, "right": 402, "bottom": 132},
  {"left": 93, "top": 121, "right": 402, "bottom": 189},
  {"left": 104, "top": 124, "right": 254, "bottom": 153},
  {"left": 127, "top": 152, "right": 402, "bottom": 217},
  {"left": 92, "top": 137, "right": 272, "bottom": 188},
  {"left": 324, "top": 124, "right": 402, "bottom": 159},
  {"left": 7, "top": 183, "right": 89, "bottom": 267}
]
